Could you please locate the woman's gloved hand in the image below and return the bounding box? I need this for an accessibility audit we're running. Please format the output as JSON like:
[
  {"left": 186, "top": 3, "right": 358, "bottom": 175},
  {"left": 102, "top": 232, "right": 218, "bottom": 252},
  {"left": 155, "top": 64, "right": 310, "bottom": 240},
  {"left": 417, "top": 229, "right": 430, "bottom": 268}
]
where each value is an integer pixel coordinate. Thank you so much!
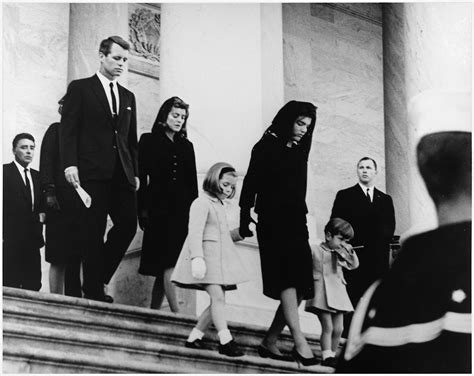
[
  {"left": 138, "top": 210, "right": 150, "bottom": 230},
  {"left": 191, "top": 257, "right": 207, "bottom": 279},
  {"left": 239, "top": 208, "right": 257, "bottom": 238}
]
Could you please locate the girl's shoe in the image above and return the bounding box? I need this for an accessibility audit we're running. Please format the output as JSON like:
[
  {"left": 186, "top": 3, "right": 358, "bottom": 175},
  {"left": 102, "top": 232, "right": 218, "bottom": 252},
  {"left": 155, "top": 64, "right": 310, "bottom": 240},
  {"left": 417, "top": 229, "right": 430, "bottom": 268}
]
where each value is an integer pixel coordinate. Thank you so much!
[
  {"left": 257, "top": 345, "right": 293, "bottom": 362},
  {"left": 218, "top": 340, "right": 244, "bottom": 357},
  {"left": 291, "top": 347, "right": 319, "bottom": 367},
  {"left": 321, "top": 357, "right": 337, "bottom": 368},
  {"left": 185, "top": 339, "right": 212, "bottom": 350}
]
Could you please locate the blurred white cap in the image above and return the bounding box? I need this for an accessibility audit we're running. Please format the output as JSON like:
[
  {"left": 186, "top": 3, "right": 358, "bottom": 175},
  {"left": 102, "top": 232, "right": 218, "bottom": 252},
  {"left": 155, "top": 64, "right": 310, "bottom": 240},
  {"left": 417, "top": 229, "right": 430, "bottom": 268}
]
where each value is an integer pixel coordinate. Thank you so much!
[{"left": 409, "top": 90, "right": 472, "bottom": 143}]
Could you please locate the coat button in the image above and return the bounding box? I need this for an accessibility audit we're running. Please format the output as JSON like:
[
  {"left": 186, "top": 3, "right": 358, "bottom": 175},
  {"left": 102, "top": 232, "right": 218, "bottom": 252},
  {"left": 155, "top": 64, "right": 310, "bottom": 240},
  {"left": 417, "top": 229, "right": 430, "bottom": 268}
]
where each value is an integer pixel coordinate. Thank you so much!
[{"left": 113, "top": 146, "right": 117, "bottom": 149}]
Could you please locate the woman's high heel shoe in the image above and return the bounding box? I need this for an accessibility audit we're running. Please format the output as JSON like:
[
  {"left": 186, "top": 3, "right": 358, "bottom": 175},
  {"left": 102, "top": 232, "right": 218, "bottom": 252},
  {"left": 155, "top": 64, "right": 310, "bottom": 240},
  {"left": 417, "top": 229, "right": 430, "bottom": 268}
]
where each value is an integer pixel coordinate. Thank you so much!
[
  {"left": 291, "top": 347, "right": 319, "bottom": 367},
  {"left": 257, "top": 345, "right": 293, "bottom": 362}
]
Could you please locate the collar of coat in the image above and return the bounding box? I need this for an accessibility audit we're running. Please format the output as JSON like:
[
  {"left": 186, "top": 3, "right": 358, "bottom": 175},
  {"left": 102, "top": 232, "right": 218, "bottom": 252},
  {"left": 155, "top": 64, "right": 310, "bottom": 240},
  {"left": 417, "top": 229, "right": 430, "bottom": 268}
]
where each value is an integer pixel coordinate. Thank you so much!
[{"left": 204, "top": 192, "right": 224, "bottom": 204}]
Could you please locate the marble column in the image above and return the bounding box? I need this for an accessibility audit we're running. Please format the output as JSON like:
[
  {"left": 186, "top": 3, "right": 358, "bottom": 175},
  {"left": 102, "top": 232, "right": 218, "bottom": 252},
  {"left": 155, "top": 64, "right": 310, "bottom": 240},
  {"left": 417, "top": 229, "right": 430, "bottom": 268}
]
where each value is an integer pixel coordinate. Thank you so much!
[
  {"left": 68, "top": 4, "right": 129, "bottom": 84},
  {"left": 160, "top": 3, "right": 284, "bottom": 174},
  {"left": 383, "top": 3, "right": 471, "bottom": 238},
  {"left": 159, "top": 3, "right": 285, "bottom": 319}
]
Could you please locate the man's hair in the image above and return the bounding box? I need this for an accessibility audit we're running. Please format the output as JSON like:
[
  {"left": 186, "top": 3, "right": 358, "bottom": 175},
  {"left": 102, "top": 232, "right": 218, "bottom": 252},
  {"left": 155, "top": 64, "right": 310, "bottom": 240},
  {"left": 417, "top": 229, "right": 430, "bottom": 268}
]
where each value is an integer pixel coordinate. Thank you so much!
[
  {"left": 203, "top": 162, "right": 238, "bottom": 199},
  {"left": 357, "top": 156, "right": 377, "bottom": 170},
  {"left": 417, "top": 131, "right": 471, "bottom": 205},
  {"left": 324, "top": 217, "right": 355, "bottom": 240},
  {"left": 12, "top": 133, "right": 35, "bottom": 148},
  {"left": 99, "top": 36, "right": 130, "bottom": 56}
]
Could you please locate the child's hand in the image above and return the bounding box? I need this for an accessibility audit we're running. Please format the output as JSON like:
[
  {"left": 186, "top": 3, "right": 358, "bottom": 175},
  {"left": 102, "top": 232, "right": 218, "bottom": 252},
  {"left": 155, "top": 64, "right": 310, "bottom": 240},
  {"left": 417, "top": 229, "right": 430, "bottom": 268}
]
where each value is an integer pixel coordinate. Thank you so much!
[
  {"left": 191, "top": 257, "right": 207, "bottom": 279},
  {"left": 334, "top": 244, "right": 353, "bottom": 261}
]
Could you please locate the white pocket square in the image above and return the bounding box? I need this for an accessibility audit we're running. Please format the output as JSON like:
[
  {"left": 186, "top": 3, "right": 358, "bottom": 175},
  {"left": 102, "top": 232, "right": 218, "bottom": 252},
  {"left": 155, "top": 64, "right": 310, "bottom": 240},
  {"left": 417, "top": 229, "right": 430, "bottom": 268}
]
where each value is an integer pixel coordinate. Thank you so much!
[{"left": 126, "top": 106, "right": 132, "bottom": 111}]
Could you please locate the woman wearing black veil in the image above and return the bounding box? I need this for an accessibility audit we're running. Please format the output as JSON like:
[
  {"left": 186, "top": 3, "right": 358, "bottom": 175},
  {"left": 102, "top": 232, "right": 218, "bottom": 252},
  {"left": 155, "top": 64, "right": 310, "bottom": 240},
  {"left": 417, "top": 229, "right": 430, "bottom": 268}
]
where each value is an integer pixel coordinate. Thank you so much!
[
  {"left": 239, "top": 100, "right": 318, "bottom": 365},
  {"left": 137, "top": 96, "right": 198, "bottom": 311}
]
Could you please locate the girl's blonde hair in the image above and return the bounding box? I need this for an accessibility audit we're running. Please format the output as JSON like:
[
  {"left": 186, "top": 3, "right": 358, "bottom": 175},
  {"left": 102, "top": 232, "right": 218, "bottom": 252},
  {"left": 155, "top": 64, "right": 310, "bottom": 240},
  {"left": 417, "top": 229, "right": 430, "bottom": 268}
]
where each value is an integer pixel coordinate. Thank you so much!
[{"left": 203, "top": 162, "right": 238, "bottom": 199}]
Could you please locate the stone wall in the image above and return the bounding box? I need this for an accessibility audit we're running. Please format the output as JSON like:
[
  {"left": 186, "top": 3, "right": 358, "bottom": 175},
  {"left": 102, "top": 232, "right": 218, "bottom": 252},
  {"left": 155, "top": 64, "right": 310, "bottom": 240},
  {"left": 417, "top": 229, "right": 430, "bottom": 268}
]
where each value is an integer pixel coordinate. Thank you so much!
[
  {"left": 282, "top": 3, "right": 385, "bottom": 238},
  {"left": 3, "top": 3, "right": 70, "bottom": 167}
]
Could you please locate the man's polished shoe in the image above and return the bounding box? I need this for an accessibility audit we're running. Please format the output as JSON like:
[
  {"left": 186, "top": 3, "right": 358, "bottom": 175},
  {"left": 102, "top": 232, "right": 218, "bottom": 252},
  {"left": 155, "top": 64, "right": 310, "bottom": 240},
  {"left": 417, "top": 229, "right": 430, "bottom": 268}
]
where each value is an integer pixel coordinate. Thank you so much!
[
  {"left": 84, "top": 294, "right": 114, "bottom": 303},
  {"left": 184, "top": 339, "right": 212, "bottom": 350},
  {"left": 257, "top": 345, "right": 293, "bottom": 362},
  {"left": 218, "top": 340, "right": 244, "bottom": 357}
]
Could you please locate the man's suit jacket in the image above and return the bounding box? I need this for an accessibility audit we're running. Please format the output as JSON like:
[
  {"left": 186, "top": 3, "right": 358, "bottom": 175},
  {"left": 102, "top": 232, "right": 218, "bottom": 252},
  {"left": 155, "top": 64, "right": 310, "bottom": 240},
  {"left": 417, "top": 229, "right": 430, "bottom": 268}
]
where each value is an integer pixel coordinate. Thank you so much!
[
  {"left": 331, "top": 184, "right": 395, "bottom": 279},
  {"left": 59, "top": 75, "right": 138, "bottom": 188},
  {"left": 3, "top": 162, "right": 44, "bottom": 250}
]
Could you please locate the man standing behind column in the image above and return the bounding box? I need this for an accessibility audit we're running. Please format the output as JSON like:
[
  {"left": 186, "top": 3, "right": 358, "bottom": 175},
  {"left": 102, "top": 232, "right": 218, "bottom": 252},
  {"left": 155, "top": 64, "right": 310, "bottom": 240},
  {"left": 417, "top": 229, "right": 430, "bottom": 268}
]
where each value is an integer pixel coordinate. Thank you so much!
[
  {"left": 59, "top": 36, "right": 139, "bottom": 302},
  {"left": 330, "top": 157, "right": 395, "bottom": 334},
  {"left": 3, "top": 133, "right": 45, "bottom": 291}
]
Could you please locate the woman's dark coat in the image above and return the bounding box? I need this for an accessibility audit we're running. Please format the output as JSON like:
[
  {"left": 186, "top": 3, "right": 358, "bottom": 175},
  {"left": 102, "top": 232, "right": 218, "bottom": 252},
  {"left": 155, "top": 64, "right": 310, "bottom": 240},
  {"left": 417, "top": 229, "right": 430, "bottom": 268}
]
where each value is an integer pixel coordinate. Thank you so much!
[
  {"left": 239, "top": 100, "right": 317, "bottom": 299},
  {"left": 137, "top": 126, "right": 198, "bottom": 275}
]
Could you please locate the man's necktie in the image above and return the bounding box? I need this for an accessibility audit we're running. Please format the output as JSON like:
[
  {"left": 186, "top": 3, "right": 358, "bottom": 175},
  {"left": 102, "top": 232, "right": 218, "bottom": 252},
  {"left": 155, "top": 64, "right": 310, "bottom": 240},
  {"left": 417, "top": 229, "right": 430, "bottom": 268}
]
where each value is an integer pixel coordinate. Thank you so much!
[
  {"left": 109, "top": 82, "right": 117, "bottom": 119},
  {"left": 366, "top": 188, "right": 372, "bottom": 203},
  {"left": 24, "top": 168, "right": 33, "bottom": 211}
]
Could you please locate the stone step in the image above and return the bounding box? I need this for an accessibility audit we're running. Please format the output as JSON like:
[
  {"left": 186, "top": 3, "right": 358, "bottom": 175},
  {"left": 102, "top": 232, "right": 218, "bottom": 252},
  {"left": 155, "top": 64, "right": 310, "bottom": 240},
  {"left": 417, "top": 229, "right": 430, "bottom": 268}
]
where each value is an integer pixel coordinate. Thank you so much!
[
  {"left": 4, "top": 322, "right": 332, "bottom": 374},
  {"left": 4, "top": 287, "right": 337, "bottom": 358},
  {"left": 3, "top": 343, "right": 199, "bottom": 373}
]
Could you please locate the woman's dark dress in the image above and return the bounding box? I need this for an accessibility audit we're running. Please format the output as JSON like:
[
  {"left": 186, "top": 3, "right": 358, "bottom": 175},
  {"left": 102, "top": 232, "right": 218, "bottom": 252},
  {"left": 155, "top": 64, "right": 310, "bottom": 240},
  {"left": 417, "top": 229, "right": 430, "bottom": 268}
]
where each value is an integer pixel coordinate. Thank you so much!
[
  {"left": 137, "top": 128, "right": 198, "bottom": 276},
  {"left": 239, "top": 101, "right": 317, "bottom": 300}
]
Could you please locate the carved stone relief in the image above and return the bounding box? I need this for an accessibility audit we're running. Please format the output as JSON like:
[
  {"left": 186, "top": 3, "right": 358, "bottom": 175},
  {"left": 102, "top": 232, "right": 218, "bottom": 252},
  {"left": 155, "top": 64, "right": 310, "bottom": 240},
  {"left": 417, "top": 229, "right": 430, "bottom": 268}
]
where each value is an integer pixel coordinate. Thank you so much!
[{"left": 128, "top": 4, "right": 160, "bottom": 79}]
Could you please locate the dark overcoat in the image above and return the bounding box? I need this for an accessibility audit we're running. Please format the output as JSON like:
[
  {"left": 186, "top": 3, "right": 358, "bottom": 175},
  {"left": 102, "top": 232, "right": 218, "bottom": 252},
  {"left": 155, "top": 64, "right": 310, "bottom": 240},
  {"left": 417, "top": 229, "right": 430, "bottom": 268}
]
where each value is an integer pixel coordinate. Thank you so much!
[
  {"left": 40, "top": 122, "right": 83, "bottom": 263},
  {"left": 239, "top": 100, "right": 317, "bottom": 300},
  {"left": 137, "top": 128, "right": 198, "bottom": 275}
]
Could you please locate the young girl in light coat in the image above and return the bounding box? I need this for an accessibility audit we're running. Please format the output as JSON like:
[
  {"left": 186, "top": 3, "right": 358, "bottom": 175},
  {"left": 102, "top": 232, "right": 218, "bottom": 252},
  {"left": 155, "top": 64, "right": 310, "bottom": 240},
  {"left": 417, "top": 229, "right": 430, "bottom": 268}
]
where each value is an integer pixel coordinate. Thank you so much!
[
  {"left": 305, "top": 218, "right": 359, "bottom": 367},
  {"left": 171, "top": 162, "right": 251, "bottom": 357}
]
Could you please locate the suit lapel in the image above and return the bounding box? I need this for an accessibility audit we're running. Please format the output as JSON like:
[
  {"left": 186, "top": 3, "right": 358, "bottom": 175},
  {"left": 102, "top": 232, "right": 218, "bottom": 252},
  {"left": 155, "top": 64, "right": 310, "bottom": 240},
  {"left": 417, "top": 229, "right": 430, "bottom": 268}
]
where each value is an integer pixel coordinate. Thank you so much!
[
  {"left": 117, "top": 84, "right": 127, "bottom": 127},
  {"left": 10, "top": 162, "right": 30, "bottom": 202},
  {"left": 90, "top": 75, "right": 114, "bottom": 125}
]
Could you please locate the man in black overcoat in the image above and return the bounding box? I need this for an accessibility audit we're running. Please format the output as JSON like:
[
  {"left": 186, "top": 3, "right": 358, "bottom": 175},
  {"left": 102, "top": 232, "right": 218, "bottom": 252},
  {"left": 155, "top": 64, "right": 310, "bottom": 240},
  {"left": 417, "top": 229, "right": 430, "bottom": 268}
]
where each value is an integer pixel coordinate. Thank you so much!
[
  {"left": 331, "top": 157, "right": 395, "bottom": 334},
  {"left": 3, "top": 133, "right": 45, "bottom": 291},
  {"left": 59, "top": 36, "right": 139, "bottom": 302}
]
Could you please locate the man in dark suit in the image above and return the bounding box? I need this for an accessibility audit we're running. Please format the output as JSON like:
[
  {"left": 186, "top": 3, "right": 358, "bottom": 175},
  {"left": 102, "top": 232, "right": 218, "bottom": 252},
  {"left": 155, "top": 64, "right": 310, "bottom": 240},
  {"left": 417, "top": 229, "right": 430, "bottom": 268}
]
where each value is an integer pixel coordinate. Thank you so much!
[
  {"left": 59, "top": 36, "right": 139, "bottom": 302},
  {"left": 331, "top": 157, "right": 395, "bottom": 334},
  {"left": 3, "top": 133, "right": 45, "bottom": 291}
]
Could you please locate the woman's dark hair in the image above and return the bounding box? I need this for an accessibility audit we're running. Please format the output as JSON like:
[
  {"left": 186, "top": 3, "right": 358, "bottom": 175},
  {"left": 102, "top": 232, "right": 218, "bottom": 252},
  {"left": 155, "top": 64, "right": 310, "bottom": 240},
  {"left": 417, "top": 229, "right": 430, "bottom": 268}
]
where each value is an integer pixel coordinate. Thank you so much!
[
  {"left": 203, "top": 162, "right": 238, "bottom": 199},
  {"left": 152, "top": 96, "right": 190, "bottom": 138},
  {"left": 324, "top": 218, "right": 354, "bottom": 240},
  {"left": 263, "top": 100, "right": 317, "bottom": 157}
]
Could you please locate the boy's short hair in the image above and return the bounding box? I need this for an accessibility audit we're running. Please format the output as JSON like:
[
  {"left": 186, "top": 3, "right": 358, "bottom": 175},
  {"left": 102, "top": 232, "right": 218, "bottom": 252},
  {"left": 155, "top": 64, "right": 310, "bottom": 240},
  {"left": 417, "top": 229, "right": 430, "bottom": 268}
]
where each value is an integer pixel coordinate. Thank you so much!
[
  {"left": 417, "top": 131, "right": 471, "bottom": 205},
  {"left": 324, "top": 217, "right": 354, "bottom": 240},
  {"left": 12, "top": 133, "right": 35, "bottom": 148},
  {"left": 203, "top": 162, "right": 237, "bottom": 199}
]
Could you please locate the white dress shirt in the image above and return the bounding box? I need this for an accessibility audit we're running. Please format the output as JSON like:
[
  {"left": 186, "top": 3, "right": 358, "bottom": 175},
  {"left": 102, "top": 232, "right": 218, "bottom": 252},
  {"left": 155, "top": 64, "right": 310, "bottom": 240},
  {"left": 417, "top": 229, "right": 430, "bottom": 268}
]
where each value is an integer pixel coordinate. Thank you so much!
[
  {"left": 359, "top": 183, "right": 374, "bottom": 202},
  {"left": 14, "top": 160, "right": 34, "bottom": 209},
  {"left": 96, "top": 70, "right": 120, "bottom": 116}
]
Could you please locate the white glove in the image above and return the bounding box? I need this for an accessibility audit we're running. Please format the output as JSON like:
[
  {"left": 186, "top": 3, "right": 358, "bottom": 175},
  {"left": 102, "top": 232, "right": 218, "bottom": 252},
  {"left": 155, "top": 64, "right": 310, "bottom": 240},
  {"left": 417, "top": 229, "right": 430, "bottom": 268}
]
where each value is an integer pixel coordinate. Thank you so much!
[{"left": 191, "top": 257, "right": 206, "bottom": 279}]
